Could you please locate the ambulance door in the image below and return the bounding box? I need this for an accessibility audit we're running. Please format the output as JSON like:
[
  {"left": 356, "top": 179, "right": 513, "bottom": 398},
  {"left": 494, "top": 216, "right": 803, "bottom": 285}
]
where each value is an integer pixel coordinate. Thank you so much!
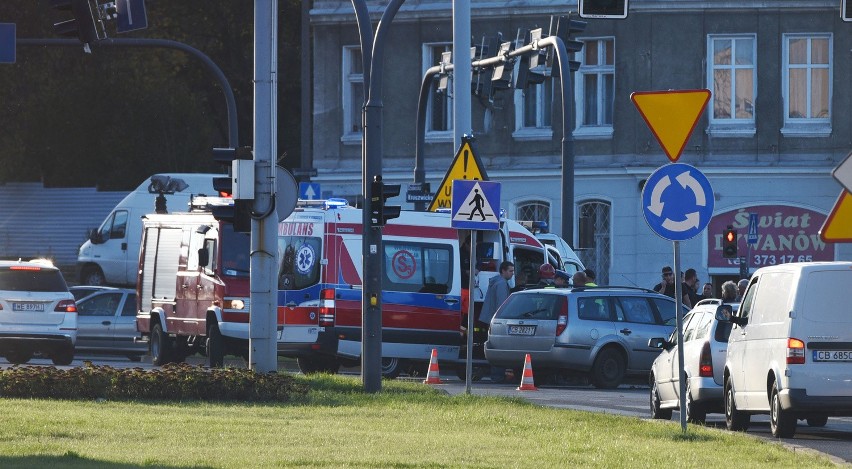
[{"left": 277, "top": 218, "right": 325, "bottom": 345}]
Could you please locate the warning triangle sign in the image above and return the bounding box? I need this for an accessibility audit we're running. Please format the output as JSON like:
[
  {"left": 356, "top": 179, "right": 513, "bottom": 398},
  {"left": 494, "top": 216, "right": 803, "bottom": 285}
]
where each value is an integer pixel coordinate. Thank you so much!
[
  {"left": 631, "top": 89, "right": 711, "bottom": 163},
  {"left": 428, "top": 137, "right": 489, "bottom": 212},
  {"left": 453, "top": 182, "right": 498, "bottom": 223},
  {"left": 820, "top": 190, "right": 852, "bottom": 242}
]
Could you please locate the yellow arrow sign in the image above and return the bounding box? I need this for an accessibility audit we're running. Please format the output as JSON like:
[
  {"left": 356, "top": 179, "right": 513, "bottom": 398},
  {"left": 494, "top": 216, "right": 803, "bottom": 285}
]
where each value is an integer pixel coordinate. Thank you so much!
[
  {"left": 631, "top": 89, "right": 711, "bottom": 163},
  {"left": 820, "top": 191, "right": 852, "bottom": 243},
  {"left": 427, "top": 139, "right": 489, "bottom": 212}
]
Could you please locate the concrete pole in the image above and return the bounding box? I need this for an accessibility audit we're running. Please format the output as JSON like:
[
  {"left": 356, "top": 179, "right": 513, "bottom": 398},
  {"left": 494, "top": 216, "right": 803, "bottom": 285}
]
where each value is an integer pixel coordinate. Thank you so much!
[
  {"left": 452, "top": 0, "right": 472, "bottom": 148},
  {"left": 249, "top": 0, "right": 279, "bottom": 373}
]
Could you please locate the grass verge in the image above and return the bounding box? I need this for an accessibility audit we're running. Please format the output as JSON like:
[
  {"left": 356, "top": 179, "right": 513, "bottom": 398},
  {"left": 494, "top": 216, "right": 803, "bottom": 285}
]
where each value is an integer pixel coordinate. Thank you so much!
[{"left": 0, "top": 374, "right": 836, "bottom": 468}]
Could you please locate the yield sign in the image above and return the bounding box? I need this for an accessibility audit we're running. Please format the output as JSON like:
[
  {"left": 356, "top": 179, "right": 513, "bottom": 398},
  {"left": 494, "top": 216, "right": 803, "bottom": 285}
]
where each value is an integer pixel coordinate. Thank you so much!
[
  {"left": 427, "top": 136, "right": 489, "bottom": 212},
  {"left": 631, "top": 89, "right": 711, "bottom": 163},
  {"left": 820, "top": 191, "right": 852, "bottom": 243}
]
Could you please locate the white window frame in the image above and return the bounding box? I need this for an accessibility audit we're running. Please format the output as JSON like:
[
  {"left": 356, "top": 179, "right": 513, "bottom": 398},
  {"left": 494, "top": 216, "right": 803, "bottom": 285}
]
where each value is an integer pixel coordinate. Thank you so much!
[
  {"left": 341, "top": 45, "right": 364, "bottom": 145},
  {"left": 512, "top": 79, "right": 554, "bottom": 141},
  {"left": 706, "top": 34, "right": 757, "bottom": 138},
  {"left": 781, "top": 33, "right": 832, "bottom": 138},
  {"left": 573, "top": 37, "right": 615, "bottom": 140},
  {"left": 423, "top": 42, "right": 453, "bottom": 143}
]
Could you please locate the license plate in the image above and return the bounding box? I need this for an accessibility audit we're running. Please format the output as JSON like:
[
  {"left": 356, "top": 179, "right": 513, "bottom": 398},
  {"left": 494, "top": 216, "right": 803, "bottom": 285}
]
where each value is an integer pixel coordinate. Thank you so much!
[
  {"left": 813, "top": 350, "right": 852, "bottom": 362},
  {"left": 12, "top": 302, "right": 44, "bottom": 312},
  {"left": 508, "top": 325, "right": 536, "bottom": 336}
]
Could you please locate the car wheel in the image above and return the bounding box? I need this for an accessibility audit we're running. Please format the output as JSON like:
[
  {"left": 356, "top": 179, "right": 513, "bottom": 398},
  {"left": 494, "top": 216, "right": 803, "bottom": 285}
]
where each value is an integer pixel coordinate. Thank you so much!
[
  {"left": 51, "top": 347, "right": 74, "bottom": 366},
  {"left": 724, "top": 378, "right": 750, "bottom": 431},
  {"left": 81, "top": 266, "right": 106, "bottom": 286},
  {"left": 591, "top": 348, "right": 625, "bottom": 389},
  {"left": 770, "top": 381, "right": 797, "bottom": 438},
  {"left": 806, "top": 415, "right": 828, "bottom": 427},
  {"left": 150, "top": 323, "right": 173, "bottom": 366},
  {"left": 5, "top": 350, "right": 33, "bottom": 365},
  {"left": 381, "top": 357, "right": 406, "bottom": 379},
  {"left": 649, "top": 375, "right": 673, "bottom": 420},
  {"left": 206, "top": 322, "right": 225, "bottom": 368},
  {"left": 685, "top": 381, "right": 707, "bottom": 424}
]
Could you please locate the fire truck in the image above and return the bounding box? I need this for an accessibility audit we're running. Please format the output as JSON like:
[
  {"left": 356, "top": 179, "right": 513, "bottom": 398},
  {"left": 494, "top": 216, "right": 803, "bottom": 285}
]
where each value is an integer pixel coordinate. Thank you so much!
[{"left": 135, "top": 197, "right": 262, "bottom": 367}]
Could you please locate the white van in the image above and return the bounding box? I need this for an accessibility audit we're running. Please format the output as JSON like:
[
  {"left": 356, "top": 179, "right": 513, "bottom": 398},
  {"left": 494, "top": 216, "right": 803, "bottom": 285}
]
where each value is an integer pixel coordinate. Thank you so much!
[
  {"left": 535, "top": 232, "right": 585, "bottom": 275},
  {"left": 718, "top": 261, "right": 852, "bottom": 438},
  {"left": 77, "top": 173, "right": 223, "bottom": 286}
]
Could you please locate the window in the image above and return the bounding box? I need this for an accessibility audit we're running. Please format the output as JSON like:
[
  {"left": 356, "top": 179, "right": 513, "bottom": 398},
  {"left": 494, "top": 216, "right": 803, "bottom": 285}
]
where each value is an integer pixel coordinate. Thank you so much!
[
  {"left": 577, "top": 200, "right": 611, "bottom": 284},
  {"left": 278, "top": 235, "right": 322, "bottom": 290},
  {"left": 423, "top": 43, "right": 453, "bottom": 141},
  {"left": 121, "top": 294, "right": 137, "bottom": 317},
  {"left": 616, "top": 297, "right": 656, "bottom": 324},
  {"left": 574, "top": 38, "right": 614, "bottom": 139},
  {"left": 515, "top": 200, "right": 550, "bottom": 226},
  {"left": 707, "top": 35, "right": 756, "bottom": 137},
  {"left": 781, "top": 33, "right": 832, "bottom": 137},
  {"left": 513, "top": 79, "right": 553, "bottom": 140},
  {"left": 578, "top": 297, "right": 612, "bottom": 321},
  {"left": 97, "top": 210, "right": 128, "bottom": 242},
  {"left": 341, "top": 46, "right": 364, "bottom": 143},
  {"left": 383, "top": 241, "right": 453, "bottom": 294}
]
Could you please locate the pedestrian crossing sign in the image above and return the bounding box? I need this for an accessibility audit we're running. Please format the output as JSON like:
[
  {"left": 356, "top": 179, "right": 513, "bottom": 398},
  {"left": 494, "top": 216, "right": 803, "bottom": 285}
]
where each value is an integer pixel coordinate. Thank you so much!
[{"left": 451, "top": 180, "right": 500, "bottom": 230}]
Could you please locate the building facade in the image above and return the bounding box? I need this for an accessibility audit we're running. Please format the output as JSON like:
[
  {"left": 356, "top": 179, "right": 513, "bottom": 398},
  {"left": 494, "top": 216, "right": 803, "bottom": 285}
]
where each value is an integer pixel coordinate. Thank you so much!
[{"left": 308, "top": 0, "right": 852, "bottom": 291}]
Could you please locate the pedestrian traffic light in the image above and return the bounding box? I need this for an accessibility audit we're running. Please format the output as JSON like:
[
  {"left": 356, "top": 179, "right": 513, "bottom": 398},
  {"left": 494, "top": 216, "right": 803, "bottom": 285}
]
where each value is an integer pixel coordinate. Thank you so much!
[
  {"left": 212, "top": 146, "right": 254, "bottom": 233},
  {"left": 723, "top": 226, "right": 738, "bottom": 259},
  {"left": 370, "top": 176, "right": 401, "bottom": 227},
  {"left": 843, "top": 0, "right": 852, "bottom": 22},
  {"left": 579, "top": 0, "right": 629, "bottom": 19},
  {"left": 50, "top": 0, "right": 106, "bottom": 45}
]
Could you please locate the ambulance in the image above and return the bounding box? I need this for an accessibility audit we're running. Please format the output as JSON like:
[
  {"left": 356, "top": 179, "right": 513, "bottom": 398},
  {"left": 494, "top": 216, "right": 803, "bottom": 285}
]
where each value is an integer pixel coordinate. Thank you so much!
[{"left": 276, "top": 199, "right": 557, "bottom": 377}]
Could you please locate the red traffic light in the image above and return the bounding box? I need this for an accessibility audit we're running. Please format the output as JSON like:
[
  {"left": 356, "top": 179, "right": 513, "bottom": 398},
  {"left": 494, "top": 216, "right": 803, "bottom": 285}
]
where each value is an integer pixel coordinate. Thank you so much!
[
  {"left": 723, "top": 227, "right": 738, "bottom": 259},
  {"left": 725, "top": 230, "right": 735, "bottom": 243}
]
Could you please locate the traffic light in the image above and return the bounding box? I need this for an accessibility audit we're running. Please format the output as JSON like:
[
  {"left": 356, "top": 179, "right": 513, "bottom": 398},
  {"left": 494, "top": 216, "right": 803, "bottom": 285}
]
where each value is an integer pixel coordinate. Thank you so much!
[
  {"left": 579, "top": 0, "right": 629, "bottom": 19},
  {"left": 843, "top": 0, "right": 852, "bottom": 22},
  {"left": 212, "top": 146, "right": 254, "bottom": 233},
  {"left": 723, "top": 226, "right": 738, "bottom": 259},
  {"left": 547, "top": 15, "right": 587, "bottom": 77},
  {"left": 50, "top": 0, "right": 106, "bottom": 45},
  {"left": 370, "top": 176, "right": 401, "bottom": 227}
]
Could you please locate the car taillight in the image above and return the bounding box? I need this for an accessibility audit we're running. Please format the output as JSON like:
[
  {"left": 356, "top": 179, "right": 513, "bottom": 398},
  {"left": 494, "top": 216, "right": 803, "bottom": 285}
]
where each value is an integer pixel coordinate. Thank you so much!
[
  {"left": 699, "top": 341, "right": 713, "bottom": 377},
  {"left": 319, "top": 288, "right": 335, "bottom": 326},
  {"left": 55, "top": 300, "right": 77, "bottom": 313},
  {"left": 787, "top": 337, "right": 806, "bottom": 364},
  {"left": 556, "top": 297, "right": 568, "bottom": 336}
]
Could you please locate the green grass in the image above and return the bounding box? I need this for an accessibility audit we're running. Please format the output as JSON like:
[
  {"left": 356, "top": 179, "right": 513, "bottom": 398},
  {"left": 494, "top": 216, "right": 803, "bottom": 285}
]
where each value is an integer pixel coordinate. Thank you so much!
[{"left": 0, "top": 374, "right": 836, "bottom": 468}]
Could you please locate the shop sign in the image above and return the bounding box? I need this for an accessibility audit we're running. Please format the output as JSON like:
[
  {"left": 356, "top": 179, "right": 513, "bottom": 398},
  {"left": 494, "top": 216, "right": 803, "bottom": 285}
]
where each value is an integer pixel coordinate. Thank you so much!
[{"left": 707, "top": 205, "right": 834, "bottom": 269}]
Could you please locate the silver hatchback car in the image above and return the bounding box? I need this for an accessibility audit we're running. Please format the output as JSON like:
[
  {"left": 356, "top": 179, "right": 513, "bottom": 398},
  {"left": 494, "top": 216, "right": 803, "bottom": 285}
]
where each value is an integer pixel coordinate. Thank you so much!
[
  {"left": 75, "top": 288, "right": 146, "bottom": 361},
  {"left": 485, "top": 286, "right": 684, "bottom": 388},
  {"left": 648, "top": 299, "right": 738, "bottom": 422}
]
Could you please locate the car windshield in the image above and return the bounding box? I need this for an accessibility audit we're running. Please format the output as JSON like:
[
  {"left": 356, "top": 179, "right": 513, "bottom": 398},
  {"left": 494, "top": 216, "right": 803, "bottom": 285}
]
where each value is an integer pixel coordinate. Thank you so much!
[
  {"left": 0, "top": 268, "right": 68, "bottom": 292},
  {"left": 496, "top": 293, "right": 564, "bottom": 320}
]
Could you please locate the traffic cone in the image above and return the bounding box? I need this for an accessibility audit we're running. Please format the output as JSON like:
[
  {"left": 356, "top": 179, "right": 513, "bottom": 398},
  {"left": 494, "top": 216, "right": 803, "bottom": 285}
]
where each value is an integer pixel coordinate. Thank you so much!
[
  {"left": 516, "top": 353, "right": 538, "bottom": 391},
  {"left": 423, "top": 348, "right": 443, "bottom": 384}
]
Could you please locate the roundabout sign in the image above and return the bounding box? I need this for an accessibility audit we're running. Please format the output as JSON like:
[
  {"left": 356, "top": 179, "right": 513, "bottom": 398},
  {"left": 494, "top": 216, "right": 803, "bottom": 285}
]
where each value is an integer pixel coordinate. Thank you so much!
[{"left": 642, "top": 163, "right": 714, "bottom": 241}]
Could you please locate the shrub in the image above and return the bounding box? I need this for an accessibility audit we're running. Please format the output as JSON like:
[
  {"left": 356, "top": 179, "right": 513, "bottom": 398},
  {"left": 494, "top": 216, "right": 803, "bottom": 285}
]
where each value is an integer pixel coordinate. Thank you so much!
[{"left": 0, "top": 362, "right": 309, "bottom": 402}]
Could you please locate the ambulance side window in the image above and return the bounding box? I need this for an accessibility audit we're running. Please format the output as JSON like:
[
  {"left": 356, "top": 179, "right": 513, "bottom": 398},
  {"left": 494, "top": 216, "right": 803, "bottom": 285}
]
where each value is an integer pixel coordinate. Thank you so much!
[
  {"left": 383, "top": 242, "right": 452, "bottom": 294},
  {"left": 278, "top": 236, "right": 322, "bottom": 289}
]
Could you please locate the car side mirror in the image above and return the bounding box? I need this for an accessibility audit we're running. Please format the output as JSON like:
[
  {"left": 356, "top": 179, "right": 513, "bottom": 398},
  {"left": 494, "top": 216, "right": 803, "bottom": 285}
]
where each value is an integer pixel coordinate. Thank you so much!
[
  {"left": 648, "top": 337, "right": 667, "bottom": 349},
  {"left": 198, "top": 248, "right": 209, "bottom": 268},
  {"left": 88, "top": 228, "right": 103, "bottom": 244},
  {"left": 715, "top": 304, "right": 747, "bottom": 326}
]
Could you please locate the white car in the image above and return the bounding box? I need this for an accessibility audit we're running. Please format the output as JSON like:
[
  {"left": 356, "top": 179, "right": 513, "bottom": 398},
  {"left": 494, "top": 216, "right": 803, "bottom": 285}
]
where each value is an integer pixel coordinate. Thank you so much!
[
  {"left": 0, "top": 260, "right": 77, "bottom": 365},
  {"left": 648, "top": 299, "right": 737, "bottom": 422}
]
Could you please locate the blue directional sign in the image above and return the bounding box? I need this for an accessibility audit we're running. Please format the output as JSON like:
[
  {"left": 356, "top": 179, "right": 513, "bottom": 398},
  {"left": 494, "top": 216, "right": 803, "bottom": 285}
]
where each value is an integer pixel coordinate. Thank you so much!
[
  {"left": 299, "top": 182, "right": 321, "bottom": 200},
  {"left": 747, "top": 212, "right": 759, "bottom": 245},
  {"left": 0, "top": 23, "right": 15, "bottom": 64},
  {"left": 451, "top": 180, "right": 500, "bottom": 230},
  {"left": 642, "top": 163, "right": 714, "bottom": 241},
  {"left": 116, "top": 0, "right": 148, "bottom": 33}
]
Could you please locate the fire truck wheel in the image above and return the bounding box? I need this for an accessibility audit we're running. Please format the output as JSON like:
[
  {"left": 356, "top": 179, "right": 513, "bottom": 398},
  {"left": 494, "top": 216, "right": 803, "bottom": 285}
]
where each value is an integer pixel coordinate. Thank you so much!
[
  {"left": 206, "top": 323, "right": 225, "bottom": 368},
  {"left": 150, "top": 323, "right": 173, "bottom": 366}
]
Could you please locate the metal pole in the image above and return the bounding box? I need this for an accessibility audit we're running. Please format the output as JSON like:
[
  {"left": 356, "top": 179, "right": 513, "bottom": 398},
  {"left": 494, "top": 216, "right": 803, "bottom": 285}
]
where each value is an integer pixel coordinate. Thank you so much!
[
  {"left": 452, "top": 0, "right": 472, "bottom": 149},
  {"left": 248, "top": 0, "right": 279, "bottom": 373},
  {"left": 19, "top": 38, "right": 239, "bottom": 149},
  {"left": 465, "top": 230, "right": 475, "bottom": 394},
  {"left": 673, "top": 241, "right": 687, "bottom": 432},
  {"left": 300, "top": 0, "right": 312, "bottom": 179},
  {"left": 414, "top": 65, "right": 441, "bottom": 211}
]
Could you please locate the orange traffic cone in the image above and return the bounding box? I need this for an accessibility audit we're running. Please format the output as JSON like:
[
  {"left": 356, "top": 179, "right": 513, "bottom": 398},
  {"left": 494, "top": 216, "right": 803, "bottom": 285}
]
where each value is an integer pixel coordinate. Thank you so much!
[
  {"left": 516, "top": 353, "right": 538, "bottom": 391},
  {"left": 423, "top": 348, "right": 443, "bottom": 384}
]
